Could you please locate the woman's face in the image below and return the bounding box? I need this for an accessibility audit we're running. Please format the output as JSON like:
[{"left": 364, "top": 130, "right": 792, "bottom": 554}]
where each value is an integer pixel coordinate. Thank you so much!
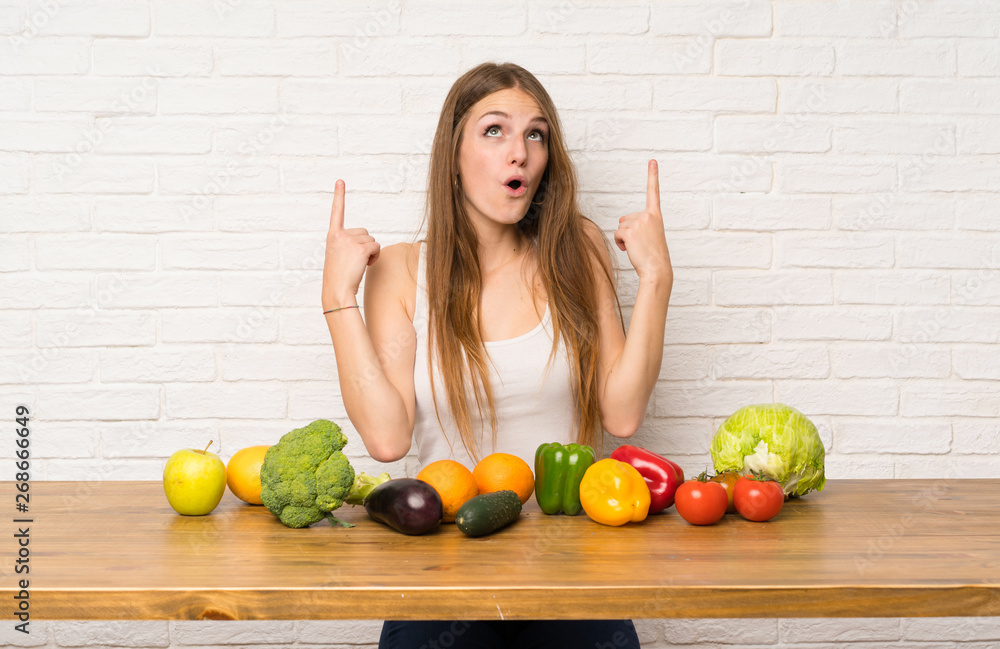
[{"left": 456, "top": 86, "right": 550, "bottom": 233}]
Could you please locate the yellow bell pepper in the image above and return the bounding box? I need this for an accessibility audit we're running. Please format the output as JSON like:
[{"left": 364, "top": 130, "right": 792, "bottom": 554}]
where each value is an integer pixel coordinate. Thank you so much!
[{"left": 579, "top": 458, "right": 651, "bottom": 526}]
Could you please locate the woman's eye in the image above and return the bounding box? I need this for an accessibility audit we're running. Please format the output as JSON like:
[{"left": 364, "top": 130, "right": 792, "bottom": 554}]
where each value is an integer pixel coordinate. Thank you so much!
[{"left": 484, "top": 125, "right": 545, "bottom": 141}]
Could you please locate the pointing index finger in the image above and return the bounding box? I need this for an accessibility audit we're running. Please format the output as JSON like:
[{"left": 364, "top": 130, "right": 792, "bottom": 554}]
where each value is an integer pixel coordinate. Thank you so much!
[
  {"left": 329, "top": 179, "right": 345, "bottom": 231},
  {"left": 646, "top": 159, "right": 660, "bottom": 213}
]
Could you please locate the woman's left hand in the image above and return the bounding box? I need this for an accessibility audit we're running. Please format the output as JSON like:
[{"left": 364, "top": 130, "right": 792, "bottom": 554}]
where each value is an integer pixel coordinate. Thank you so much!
[{"left": 614, "top": 159, "right": 673, "bottom": 283}]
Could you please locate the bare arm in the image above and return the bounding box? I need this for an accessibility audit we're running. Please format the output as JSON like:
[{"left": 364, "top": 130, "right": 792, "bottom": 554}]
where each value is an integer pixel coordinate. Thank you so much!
[
  {"left": 592, "top": 160, "right": 674, "bottom": 437},
  {"left": 322, "top": 180, "right": 415, "bottom": 462}
]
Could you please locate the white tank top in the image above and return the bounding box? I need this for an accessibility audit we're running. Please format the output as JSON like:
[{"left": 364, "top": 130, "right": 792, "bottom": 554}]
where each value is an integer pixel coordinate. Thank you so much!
[{"left": 411, "top": 242, "right": 576, "bottom": 473}]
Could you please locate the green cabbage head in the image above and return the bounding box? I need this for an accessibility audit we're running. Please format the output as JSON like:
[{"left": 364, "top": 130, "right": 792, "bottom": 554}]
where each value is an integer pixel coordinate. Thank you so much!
[{"left": 710, "top": 403, "right": 826, "bottom": 497}]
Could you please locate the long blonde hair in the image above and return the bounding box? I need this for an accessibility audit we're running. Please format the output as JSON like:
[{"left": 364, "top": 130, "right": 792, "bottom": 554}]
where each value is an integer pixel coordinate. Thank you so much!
[{"left": 422, "top": 62, "right": 621, "bottom": 462}]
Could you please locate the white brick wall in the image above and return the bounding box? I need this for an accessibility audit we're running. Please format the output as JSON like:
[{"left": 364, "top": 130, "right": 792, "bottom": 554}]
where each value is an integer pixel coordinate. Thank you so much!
[{"left": 3, "top": 0, "right": 999, "bottom": 646}]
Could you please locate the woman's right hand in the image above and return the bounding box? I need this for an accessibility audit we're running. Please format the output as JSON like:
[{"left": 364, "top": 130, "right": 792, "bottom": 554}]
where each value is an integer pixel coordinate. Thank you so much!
[{"left": 322, "top": 179, "right": 381, "bottom": 311}]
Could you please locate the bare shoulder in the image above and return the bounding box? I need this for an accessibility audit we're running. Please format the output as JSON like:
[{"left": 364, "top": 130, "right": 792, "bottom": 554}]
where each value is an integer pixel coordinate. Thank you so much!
[
  {"left": 370, "top": 241, "right": 419, "bottom": 278},
  {"left": 365, "top": 241, "right": 420, "bottom": 319},
  {"left": 580, "top": 217, "right": 615, "bottom": 279},
  {"left": 581, "top": 215, "right": 604, "bottom": 243}
]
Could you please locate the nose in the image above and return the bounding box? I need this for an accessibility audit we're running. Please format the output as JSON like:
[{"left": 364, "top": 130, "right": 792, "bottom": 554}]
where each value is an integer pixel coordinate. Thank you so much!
[{"left": 508, "top": 135, "right": 528, "bottom": 167}]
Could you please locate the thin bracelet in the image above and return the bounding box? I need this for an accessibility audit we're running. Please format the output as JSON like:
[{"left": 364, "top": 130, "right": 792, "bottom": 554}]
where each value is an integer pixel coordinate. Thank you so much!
[{"left": 323, "top": 305, "right": 360, "bottom": 315}]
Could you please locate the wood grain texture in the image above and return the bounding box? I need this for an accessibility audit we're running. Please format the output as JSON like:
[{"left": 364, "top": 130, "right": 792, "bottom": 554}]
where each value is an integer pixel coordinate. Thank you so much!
[{"left": 4, "top": 479, "right": 999, "bottom": 620}]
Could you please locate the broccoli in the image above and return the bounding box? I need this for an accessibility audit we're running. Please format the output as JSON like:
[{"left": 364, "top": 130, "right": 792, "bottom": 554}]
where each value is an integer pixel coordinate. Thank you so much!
[{"left": 260, "top": 419, "right": 390, "bottom": 528}]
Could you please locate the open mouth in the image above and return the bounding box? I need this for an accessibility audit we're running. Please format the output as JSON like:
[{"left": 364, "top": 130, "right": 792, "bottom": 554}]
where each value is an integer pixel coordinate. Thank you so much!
[{"left": 503, "top": 176, "right": 527, "bottom": 197}]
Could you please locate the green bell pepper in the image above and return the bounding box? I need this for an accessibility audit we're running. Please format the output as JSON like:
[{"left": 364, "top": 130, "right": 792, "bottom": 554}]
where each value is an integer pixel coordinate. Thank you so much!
[{"left": 534, "top": 442, "right": 597, "bottom": 515}]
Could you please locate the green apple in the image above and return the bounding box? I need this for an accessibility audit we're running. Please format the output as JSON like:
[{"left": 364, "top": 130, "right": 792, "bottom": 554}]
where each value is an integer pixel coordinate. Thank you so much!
[{"left": 163, "top": 441, "right": 227, "bottom": 515}]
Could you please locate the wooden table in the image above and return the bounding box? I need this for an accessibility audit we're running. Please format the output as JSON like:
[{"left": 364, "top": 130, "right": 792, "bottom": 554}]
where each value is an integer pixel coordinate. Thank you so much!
[{"left": 6, "top": 479, "right": 1000, "bottom": 620}]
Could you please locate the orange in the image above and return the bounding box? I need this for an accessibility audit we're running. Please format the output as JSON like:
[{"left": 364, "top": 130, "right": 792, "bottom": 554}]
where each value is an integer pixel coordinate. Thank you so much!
[
  {"left": 472, "top": 452, "right": 535, "bottom": 505},
  {"left": 417, "top": 459, "right": 479, "bottom": 523},
  {"left": 226, "top": 445, "right": 271, "bottom": 505}
]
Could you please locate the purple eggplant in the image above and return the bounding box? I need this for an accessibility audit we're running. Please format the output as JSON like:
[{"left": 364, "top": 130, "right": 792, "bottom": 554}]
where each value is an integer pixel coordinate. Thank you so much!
[{"left": 364, "top": 478, "right": 443, "bottom": 535}]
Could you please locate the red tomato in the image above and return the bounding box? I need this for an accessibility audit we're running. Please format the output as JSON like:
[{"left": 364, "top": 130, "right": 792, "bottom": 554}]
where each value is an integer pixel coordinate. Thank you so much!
[
  {"left": 710, "top": 471, "right": 739, "bottom": 514},
  {"left": 674, "top": 480, "right": 728, "bottom": 526},
  {"left": 733, "top": 476, "right": 784, "bottom": 522}
]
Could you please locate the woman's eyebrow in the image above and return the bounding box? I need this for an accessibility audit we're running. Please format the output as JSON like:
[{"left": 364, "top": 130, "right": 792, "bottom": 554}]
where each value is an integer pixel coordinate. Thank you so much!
[{"left": 477, "top": 110, "right": 548, "bottom": 126}]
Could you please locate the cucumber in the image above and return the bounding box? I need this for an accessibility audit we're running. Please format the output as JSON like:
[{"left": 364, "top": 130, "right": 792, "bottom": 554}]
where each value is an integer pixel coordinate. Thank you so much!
[{"left": 455, "top": 490, "right": 522, "bottom": 537}]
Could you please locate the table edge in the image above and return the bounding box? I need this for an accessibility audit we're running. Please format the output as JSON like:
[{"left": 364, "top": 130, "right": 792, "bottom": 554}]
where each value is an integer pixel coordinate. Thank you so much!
[{"left": 20, "top": 584, "right": 1000, "bottom": 620}]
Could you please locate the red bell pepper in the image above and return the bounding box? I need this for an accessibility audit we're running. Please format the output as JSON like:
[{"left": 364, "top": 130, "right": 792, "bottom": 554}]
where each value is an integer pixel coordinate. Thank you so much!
[{"left": 609, "top": 445, "right": 685, "bottom": 514}]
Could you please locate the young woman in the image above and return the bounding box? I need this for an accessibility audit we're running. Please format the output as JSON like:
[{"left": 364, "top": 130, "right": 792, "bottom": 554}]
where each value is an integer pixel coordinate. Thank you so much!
[{"left": 322, "top": 62, "right": 672, "bottom": 649}]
